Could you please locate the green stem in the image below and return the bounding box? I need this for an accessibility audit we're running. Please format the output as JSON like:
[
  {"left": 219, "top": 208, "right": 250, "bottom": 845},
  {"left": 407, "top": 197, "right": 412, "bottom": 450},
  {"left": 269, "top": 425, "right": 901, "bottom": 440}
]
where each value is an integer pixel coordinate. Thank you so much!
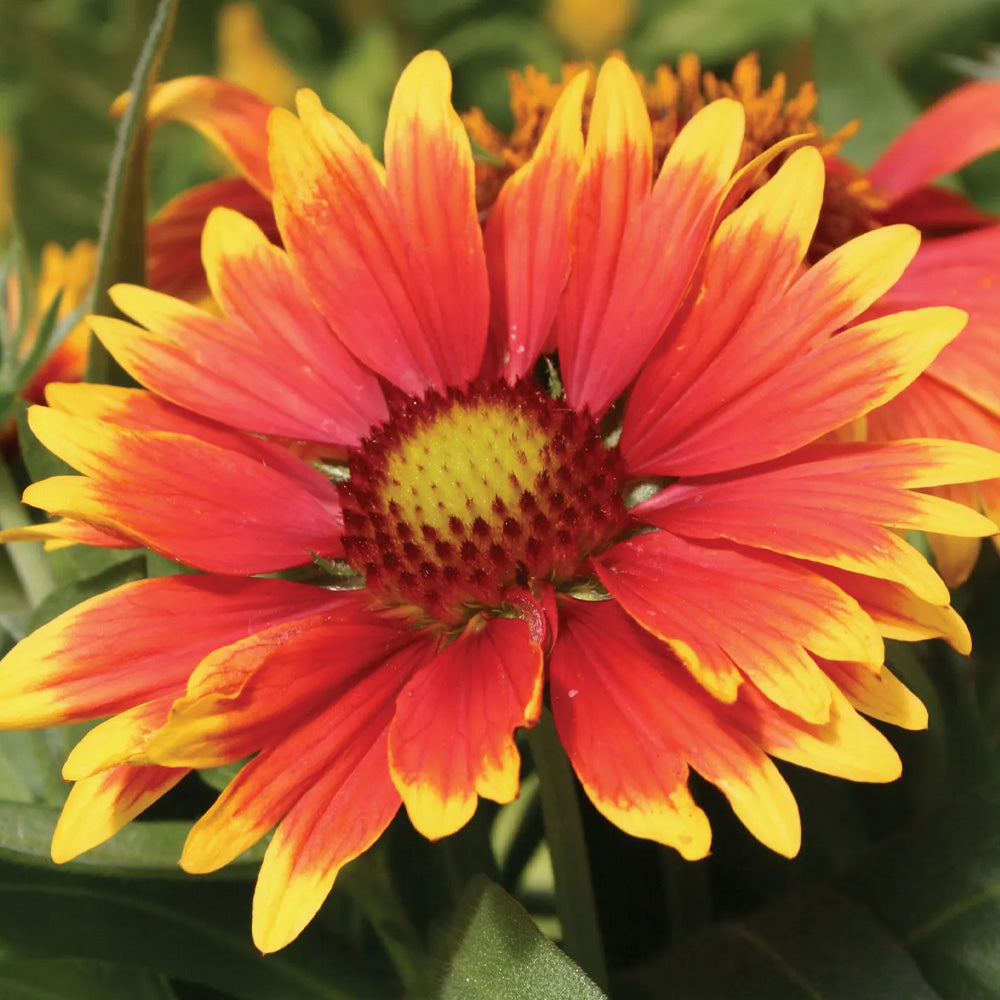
[
  {"left": 0, "top": 459, "right": 53, "bottom": 609},
  {"left": 527, "top": 709, "right": 609, "bottom": 991}
]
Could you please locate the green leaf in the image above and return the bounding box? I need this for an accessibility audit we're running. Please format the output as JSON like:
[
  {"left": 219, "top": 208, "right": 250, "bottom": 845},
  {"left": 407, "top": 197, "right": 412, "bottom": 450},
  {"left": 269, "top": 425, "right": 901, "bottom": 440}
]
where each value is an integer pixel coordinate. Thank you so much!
[
  {"left": 0, "top": 957, "right": 177, "bottom": 1000},
  {"left": 0, "top": 857, "right": 397, "bottom": 1000},
  {"left": 619, "top": 886, "right": 939, "bottom": 1000},
  {"left": 87, "top": 0, "right": 180, "bottom": 384},
  {"left": 629, "top": 0, "right": 817, "bottom": 67},
  {"left": 421, "top": 875, "right": 606, "bottom": 1000},
  {"left": 844, "top": 779, "right": 1000, "bottom": 999},
  {"left": 0, "top": 800, "right": 265, "bottom": 879},
  {"left": 811, "top": 11, "right": 921, "bottom": 168}
]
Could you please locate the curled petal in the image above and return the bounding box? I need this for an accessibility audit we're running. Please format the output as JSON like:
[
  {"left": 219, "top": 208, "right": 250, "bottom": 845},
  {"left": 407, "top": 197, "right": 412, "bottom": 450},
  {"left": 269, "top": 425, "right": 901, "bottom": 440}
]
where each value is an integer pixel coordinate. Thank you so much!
[
  {"left": 0, "top": 575, "right": 341, "bottom": 728},
  {"left": 114, "top": 76, "right": 273, "bottom": 195}
]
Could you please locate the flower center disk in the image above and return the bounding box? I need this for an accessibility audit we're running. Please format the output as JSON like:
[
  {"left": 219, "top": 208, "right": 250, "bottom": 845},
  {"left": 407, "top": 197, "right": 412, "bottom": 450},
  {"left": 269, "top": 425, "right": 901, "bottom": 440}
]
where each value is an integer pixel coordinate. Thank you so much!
[{"left": 339, "top": 380, "right": 627, "bottom": 624}]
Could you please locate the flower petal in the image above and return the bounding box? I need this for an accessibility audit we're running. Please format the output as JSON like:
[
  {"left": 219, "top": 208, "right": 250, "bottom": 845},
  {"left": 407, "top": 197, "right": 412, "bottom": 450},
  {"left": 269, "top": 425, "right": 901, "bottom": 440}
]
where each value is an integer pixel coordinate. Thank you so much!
[
  {"left": 97, "top": 272, "right": 385, "bottom": 446},
  {"left": 0, "top": 575, "right": 347, "bottom": 728},
  {"left": 821, "top": 659, "right": 928, "bottom": 731},
  {"left": 269, "top": 57, "right": 487, "bottom": 394},
  {"left": 735, "top": 677, "right": 902, "bottom": 783},
  {"left": 868, "top": 376, "right": 1000, "bottom": 586},
  {"left": 180, "top": 641, "right": 425, "bottom": 878},
  {"left": 623, "top": 306, "right": 966, "bottom": 476},
  {"left": 383, "top": 50, "right": 489, "bottom": 386},
  {"left": 51, "top": 765, "right": 188, "bottom": 863},
  {"left": 147, "top": 176, "right": 279, "bottom": 302},
  {"left": 252, "top": 721, "right": 401, "bottom": 954},
  {"left": 559, "top": 64, "right": 744, "bottom": 415},
  {"left": 145, "top": 596, "right": 415, "bottom": 769},
  {"left": 879, "top": 227, "right": 1000, "bottom": 421},
  {"left": 637, "top": 439, "right": 1000, "bottom": 604},
  {"left": 63, "top": 695, "right": 175, "bottom": 779},
  {"left": 869, "top": 80, "right": 1000, "bottom": 200},
  {"left": 596, "top": 531, "right": 882, "bottom": 721},
  {"left": 485, "top": 71, "right": 587, "bottom": 379},
  {"left": 818, "top": 564, "right": 970, "bottom": 654},
  {"left": 113, "top": 76, "right": 274, "bottom": 195},
  {"left": 23, "top": 403, "right": 342, "bottom": 573},
  {"left": 388, "top": 616, "right": 544, "bottom": 840},
  {"left": 552, "top": 599, "right": 800, "bottom": 858}
]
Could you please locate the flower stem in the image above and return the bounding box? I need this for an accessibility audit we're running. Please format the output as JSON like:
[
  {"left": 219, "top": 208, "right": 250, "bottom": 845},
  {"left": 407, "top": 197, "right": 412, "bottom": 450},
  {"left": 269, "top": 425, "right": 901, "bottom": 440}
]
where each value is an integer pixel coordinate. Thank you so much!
[
  {"left": 528, "top": 708, "right": 609, "bottom": 991},
  {"left": 0, "top": 458, "right": 53, "bottom": 610}
]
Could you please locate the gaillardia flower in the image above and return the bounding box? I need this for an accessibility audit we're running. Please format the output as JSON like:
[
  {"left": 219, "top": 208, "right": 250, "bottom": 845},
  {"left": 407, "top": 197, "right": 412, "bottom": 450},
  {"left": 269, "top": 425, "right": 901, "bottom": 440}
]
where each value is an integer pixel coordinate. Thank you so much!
[
  {"left": 2, "top": 51, "right": 998, "bottom": 953},
  {"left": 467, "top": 53, "right": 1000, "bottom": 585}
]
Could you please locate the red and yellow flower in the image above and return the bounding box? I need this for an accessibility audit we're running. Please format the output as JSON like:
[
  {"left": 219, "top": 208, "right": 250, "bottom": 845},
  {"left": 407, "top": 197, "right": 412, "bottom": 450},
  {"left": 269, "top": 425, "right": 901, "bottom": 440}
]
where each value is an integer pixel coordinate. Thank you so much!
[
  {"left": 467, "top": 54, "right": 1000, "bottom": 585},
  {"left": 1, "top": 51, "right": 998, "bottom": 953}
]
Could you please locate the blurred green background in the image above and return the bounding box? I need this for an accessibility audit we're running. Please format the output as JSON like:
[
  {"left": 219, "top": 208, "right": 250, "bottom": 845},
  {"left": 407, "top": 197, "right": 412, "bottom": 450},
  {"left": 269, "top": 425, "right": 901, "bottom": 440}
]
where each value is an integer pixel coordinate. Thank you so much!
[{"left": 2, "top": 0, "right": 998, "bottom": 257}]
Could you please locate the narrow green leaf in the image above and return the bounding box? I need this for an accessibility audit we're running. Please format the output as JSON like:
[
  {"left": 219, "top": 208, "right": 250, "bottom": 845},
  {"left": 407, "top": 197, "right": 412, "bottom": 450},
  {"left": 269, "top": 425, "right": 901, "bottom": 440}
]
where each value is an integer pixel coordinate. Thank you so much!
[
  {"left": 0, "top": 800, "right": 265, "bottom": 878},
  {"left": 87, "top": 0, "right": 179, "bottom": 384},
  {"left": 0, "top": 857, "right": 397, "bottom": 1000},
  {"left": 0, "top": 957, "right": 178, "bottom": 1000},
  {"left": 0, "top": 455, "right": 54, "bottom": 610},
  {"left": 422, "top": 876, "right": 606, "bottom": 1000},
  {"left": 844, "top": 780, "right": 1000, "bottom": 1000}
]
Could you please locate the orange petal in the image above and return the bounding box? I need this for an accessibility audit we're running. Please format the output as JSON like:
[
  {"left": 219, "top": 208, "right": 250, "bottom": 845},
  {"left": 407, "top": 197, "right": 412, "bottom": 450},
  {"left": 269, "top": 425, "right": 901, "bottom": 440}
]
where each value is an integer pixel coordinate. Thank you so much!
[
  {"left": 114, "top": 76, "right": 274, "bottom": 195},
  {"left": 819, "top": 564, "right": 970, "bottom": 654},
  {"left": 24, "top": 404, "right": 342, "bottom": 573},
  {"left": 0, "top": 575, "right": 348, "bottom": 728},
  {"left": 147, "top": 176, "right": 278, "bottom": 301},
  {"left": 252, "top": 723, "right": 401, "bottom": 953},
  {"left": 181, "top": 640, "right": 426, "bottom": 879},
  {"left": 880, "top": 227, "right": 1000, "bottom": 422},
  {"left": 635, "top": 439, "right": 989, "bottom": 605},
  {"left": 559, "top": 67, "right": 743, "bottom": 415},
  {"left": 51, "top": 764, "right": 188, "bottom": 863},
  {"left": 145, "top": 595, "right": 414, "bottom": 769},
  {"left": 624, "top": 306, "right": 966, "bottom": 476},
  {"left": 388, "top": 616, "right": 544, "bottom": 840},
  {"left": 596, "top": 531, "right": 883, "bottom": 721},
  {"left": 383, "top": 50, "right": 489, "bottom": 386},
  {"left": 269, "top": 62, "right": 487, "bottom": 395},
  {"left": 485, "top": 71, "right": 588, "bottom": 379},
  {"left": 552, "top": 599, "right": 800, "bottom": 858},
  {"left": 869, "top": 80, "right": 1000, "bottom": 200},
  {"left": 99, "top": 276, "right": 386, "bottom": 446}
]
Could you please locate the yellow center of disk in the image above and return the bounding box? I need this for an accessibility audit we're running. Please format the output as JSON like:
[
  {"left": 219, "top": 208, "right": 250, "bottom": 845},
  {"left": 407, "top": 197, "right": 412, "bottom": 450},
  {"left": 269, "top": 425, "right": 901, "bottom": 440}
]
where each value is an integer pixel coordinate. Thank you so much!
[
  {"left": 382, "top": 398, "right": 550, "bottom": 536},
  {"left": 339, "top": 380, "right": 628, "bottom": 625}
]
